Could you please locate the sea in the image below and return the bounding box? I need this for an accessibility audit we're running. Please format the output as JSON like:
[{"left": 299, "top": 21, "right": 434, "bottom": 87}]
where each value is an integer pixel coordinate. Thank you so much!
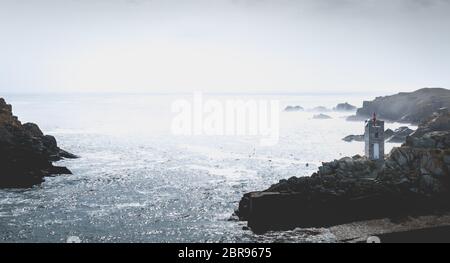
[{"left": 0, "top": 93, "right": 415, "bottom": 242}]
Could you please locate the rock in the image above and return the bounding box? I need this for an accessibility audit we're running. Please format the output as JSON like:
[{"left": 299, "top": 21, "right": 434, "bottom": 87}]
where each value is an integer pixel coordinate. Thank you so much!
[
  {"left": 346, "top": 115, "right": 369, "bottom": 122},
  {"left": 311, "top": 106, "right": 330, "bottom": 112},
  {"left": 405, "top": 131, "right": 450, "bottom": 149},
  {"left": 47, "top": 166, "right": 73, "bottom": 175},
  {"left": 22, "top": 122, "right": 44, "bottom": 137},
  {"left": 349, "top": 88, "right": 450, "bottom": 124},
  {"left": 313, "top": 113, "right": 332, "bottom": 119},
  {"left": 386, "top": 127, "right": 414, "bottom": 143},
  {"left": 333, "top": 102, "right": 357, "bottom": 111},
  {"left": 0, "top": 97, "right": 78, "bottom": 188},
  {"left": 342, "top": 134, "right": 364, "bottom": 142},
  {"left": 409, "top": 107, "right": 450, "bottom": 137},
  {"left": 444, "top": 154, "right": 450, "bottom": 165},
  {"left": 284, "top": 105, "right": 304, "bottom": 112},
  {"left": 0, "top": 98, "right": 20, "bottom": 127},
  {"left": 59, "top": 149, "right": 79, "bottom": 159},
  {"left": 342, "top": 126, "right": 414, "bottom": 143},
  {"left": 418, "top": 173, "right": 445, "bottom": 194},
  {"left": 385, "top": 129, "right": 395, "bottom": 138}
]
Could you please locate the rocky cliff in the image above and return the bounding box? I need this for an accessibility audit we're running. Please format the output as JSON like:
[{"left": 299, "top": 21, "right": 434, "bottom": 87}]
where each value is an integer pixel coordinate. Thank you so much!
[
  {"left": 347, "top": 88, "right": 450, "bottom": 124},
  {"left": 0, "top": 98, "right": 77, "bottom": 188},
  {"left": 236, "top": 108, "right": 450, "bottom": 233}
]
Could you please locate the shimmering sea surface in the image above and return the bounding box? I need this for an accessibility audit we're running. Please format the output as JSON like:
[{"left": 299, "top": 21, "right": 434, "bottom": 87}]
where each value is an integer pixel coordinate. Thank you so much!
[{"left": 0, "top": 93, "right": 413, "bottom": 242}]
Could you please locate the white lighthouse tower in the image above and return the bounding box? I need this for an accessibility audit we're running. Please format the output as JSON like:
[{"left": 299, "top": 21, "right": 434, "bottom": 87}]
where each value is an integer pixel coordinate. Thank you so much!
[{"left": 364, "top": 113, "right": 384, "bottom": 161}]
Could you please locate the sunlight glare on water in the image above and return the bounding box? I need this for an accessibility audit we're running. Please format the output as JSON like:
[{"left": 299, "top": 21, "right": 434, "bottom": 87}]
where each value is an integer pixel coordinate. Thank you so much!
[{"left": 0, "top": 93, "right": 414, "bottom": 242}]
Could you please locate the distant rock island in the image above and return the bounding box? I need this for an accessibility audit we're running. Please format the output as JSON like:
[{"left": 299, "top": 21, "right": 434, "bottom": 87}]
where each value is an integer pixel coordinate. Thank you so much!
[
  {"left": 286, "top": 103, "right": 355, "bottom": 113},
  {"left": 347, "top": 88, "right": 450, "bottom": 124},
  {"left": 333, "top": 102, "right": 357, "bottom": 111},
  {"left": 284, "top": 105, "right": 304, "bottom": 112},
  {"left": 0, "top": 98, "right": 77, "bottom": 188},
  {"left": 343, "top": 126, "right": 414, "bottom": 143},
  {"left": 313, "top": 113, "right": 332, "bottom": 119},
  {"left": 310, "top": 106, "right": 330, "bottom": 112},
  {"left": 342, "top": 134, "right": 365, "bottom": 142},
  {"left": 236, "top": 107, "right": 450, "bottom": 234}
]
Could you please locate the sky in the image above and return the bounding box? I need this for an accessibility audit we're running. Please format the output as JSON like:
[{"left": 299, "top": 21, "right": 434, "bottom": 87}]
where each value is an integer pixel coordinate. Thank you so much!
[{"left": 0, "top": 0, "right": 450, "bottom": 94}]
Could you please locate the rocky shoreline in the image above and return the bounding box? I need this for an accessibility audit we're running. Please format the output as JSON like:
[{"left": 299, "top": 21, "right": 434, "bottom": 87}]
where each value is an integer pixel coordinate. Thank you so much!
[
  {"left": 236, "top": 107, "right": 450, "bottom": 234},
  {"left": 0, "top": 98, "right": 77, "bottom": 188}
]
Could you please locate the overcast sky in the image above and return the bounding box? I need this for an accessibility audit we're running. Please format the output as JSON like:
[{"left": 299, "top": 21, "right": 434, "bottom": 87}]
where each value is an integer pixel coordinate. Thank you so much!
[{"left": 1, "top": 0, "right": 450, "bottom": 94}]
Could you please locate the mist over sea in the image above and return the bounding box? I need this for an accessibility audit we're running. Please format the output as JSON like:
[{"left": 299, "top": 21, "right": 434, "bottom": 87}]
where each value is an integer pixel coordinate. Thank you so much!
[{"left": 0, "top": 93, "right": 414, "bottom": 242}]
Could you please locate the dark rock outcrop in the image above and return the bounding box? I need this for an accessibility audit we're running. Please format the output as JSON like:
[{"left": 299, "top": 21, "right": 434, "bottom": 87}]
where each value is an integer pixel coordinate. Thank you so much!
[
  {"left": 346, "top": 115, "right": 370, "bottom": 122},
  {"left": 384, "top": 128, "right": 395, "bottom": 138},
  {"left": 0, "top": 98, "right": 77, "bottom": 188},
  {"left": 347, "top": 88, "right": 450, "bottom": 124},
  {"left": 342, "top": 134, "right": 364, "bottom": 142},
  {"left": 236, "top": 109, "right": 450, "bottom": 233},
  {"left": 284, "top": 105, "right": 304, "bottom": 112},
  {"left": 386, "top": 127, "right": 414, "bottom": 143},
  {"left": 333, "top": 102, "right": 357, "bottom": 112}
]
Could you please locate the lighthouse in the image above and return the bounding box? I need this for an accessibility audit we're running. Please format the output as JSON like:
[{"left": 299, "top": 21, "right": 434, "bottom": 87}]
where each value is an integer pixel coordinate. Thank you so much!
[{"left": 364, "top": 113, "right": 384, "bottom": 161}]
